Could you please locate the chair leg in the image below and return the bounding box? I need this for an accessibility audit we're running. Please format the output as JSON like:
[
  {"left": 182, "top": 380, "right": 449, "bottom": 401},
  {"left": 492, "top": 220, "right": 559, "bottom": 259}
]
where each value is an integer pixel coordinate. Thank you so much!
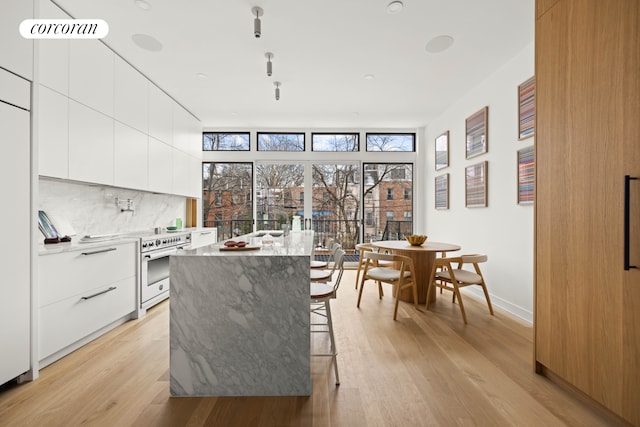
[
  {"left": 325, "top": 300, "right": 340, "bottom": 386},
  {"left": 357, "top": 275, "right": 365, "bottom": 308},
  {"left": 411, "top": 280, "right": 418, "bottom": 308},
  {"left": 377, "top": 281, "right": 383, "bottom": 299},
  {"left": 355, "top": 254, "right": 363, "bottom": 289},
  {"left": 453, "top": 284, "right": 468, "bottom": 324},
  {"left": 480, "top": 282, "right": 494, "bottom": 315}
]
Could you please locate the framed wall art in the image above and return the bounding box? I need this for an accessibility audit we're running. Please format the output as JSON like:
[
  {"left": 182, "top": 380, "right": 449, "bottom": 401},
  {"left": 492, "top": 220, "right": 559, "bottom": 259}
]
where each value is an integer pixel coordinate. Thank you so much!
[
  {"left": 465, "top": 106, "right": 488, "bottom": 159},
  {"left": 435, "top": 173, "right": 449, "bottom": 210},
  {"left": 435, "top": 131, "right": 449, "bottom": 170},
  {"left": 517, "top": 146, "right": 535, "bottom": 204},
  {"left": 465, "top": 161, "right": 488, "bottom": 207},
  {"left": 518, "top": 76, "right": 535, "bottom": 140}
]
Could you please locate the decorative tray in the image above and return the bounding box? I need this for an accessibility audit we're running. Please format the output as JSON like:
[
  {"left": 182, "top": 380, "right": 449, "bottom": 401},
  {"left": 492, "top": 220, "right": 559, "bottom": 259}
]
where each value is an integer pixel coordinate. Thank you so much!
[{"left": 219, "top": 245, "right": 261, "bottom": 251}]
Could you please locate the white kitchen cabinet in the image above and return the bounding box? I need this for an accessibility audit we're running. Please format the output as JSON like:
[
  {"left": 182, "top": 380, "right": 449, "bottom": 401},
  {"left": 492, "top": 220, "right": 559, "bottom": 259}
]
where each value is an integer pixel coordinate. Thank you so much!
[
  {"left": 190, "top": 228, "right": 217, "bottom": 249},
  {"left": 172, "top": 104, "right": 191, "bottom": 154},
  {"left": 0, "top": 0, "right": 33, "bottom": 80},
  {"left": 114, "top": 122, "right": 148, "bottom": 190},
  {"left": 114, "top": 56, "right": 148, "bottom": 134},
  {"left": 38, "top": 0, "right": 69, "bottom": 95},
  {"left": 69, "top": 39, "right": 114, "bottom": 117},
  {"left": 148, "top": 136, "right": 173, "bottom": 194},
  {"left": 68, "top": 100, "right": 114, "bottom": 185},
  {"left": 188, "top": 155, "right": 202, "bottom": 198},
  {"left": 149, "top": 84, "right": 173, "bottom": 145},
  {"left": 38, "top": 241, "right": 137, "bottom": 366},
  {"left": 0, "top": 81, "right": 31, "bottom": 385},
  {"left": 172, "top": 149, "right": 190, "bottom": 196},
  {"left": 38, "top": 85, "right": 69, "bottom": 178}
]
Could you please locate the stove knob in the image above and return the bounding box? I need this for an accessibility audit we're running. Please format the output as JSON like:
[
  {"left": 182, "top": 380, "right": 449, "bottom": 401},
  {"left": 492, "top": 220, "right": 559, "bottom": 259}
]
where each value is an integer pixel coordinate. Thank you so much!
[
  {"left": 142, "top": 242, "right": 147, "bottom": 248},
  {"left": 156, "top": 239, "right": 161, "bottom": 246},
  {"left": 148, "top": 241, "right": 154, "bottom": 247}
]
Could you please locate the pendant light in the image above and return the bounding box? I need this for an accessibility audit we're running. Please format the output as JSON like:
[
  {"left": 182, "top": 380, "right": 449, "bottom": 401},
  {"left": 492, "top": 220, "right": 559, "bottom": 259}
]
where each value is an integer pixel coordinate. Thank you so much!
[
  {"left": 274, "top": 81, "right": 281, "bottom": 100},
  {"left": 251, "top": 6, "right": 263, "bottom": 38},
  {"left": 265, "top": 52, "right": 273, "bottom": 76}
]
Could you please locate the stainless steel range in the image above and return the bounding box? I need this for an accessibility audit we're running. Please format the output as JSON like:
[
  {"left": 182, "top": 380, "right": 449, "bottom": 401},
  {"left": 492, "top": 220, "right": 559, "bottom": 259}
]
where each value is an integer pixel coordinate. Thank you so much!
[{"left": 138, "top": 230, "right": 191, "bottom": 314}]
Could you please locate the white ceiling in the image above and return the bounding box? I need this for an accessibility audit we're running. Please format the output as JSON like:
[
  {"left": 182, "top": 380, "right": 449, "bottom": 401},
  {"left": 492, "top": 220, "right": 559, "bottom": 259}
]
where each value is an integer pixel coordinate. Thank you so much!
[{"left": 53, "top": 0, "right": 534, "bottom": 129}]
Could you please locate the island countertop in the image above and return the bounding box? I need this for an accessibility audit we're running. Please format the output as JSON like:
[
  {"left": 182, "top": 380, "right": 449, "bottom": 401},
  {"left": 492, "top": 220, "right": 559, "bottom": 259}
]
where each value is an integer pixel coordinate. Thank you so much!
[{"left": 169, "top": 231, "right": 314, "bottom": 396}]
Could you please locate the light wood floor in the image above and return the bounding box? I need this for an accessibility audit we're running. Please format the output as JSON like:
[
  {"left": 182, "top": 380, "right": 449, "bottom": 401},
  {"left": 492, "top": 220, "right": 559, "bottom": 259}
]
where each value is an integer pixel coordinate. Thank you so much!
[{"left": 0, "top": 270, "right": 622, "bottom": 426}]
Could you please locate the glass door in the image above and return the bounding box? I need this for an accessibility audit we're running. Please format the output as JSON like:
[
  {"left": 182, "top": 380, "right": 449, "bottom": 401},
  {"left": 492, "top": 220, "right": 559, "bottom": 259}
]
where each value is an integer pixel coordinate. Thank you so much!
[
  {"left": 255, "top": 162, "right": 305, "bottom": 232},
  {"left": 311, "top": 163, "right": 361, "bottom": 252}
]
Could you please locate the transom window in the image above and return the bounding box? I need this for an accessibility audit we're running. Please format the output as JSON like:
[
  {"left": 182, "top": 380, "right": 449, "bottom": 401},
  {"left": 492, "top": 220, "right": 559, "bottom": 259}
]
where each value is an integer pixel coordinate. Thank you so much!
[
  {"left": 257, "top": 132, "right": 305, "bottom": 151},
  {"left": 365, "top": 133, "right": 415, "bottom": 152},
  {"left": 311, "top": 133, "right": 359, "bottom": 152},
  {"left": 203, "top": 132, "right": 250, "bottom": 151}
]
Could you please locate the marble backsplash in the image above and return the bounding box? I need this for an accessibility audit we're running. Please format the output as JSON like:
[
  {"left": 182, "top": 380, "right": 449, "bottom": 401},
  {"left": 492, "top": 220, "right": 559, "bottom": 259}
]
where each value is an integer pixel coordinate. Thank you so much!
[{"left": 39, "top": 178, "right": 187, "bottom": 237}]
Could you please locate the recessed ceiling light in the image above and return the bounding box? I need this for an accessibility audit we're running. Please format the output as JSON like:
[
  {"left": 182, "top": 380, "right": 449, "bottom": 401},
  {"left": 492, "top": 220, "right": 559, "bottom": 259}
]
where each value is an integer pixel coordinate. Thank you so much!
[
  {"left": 425, "top": 35, "right": 455, "bottom": 53},
  {"left": 364, "top": 74, "right": 375, "bottom": 80},
  {"left": 131, "top": 33, "right": 163, "bottom": 52},
  {"left": 134, "top": 0, "right": 151, "bottom": 11},
  {"left": 196, "top": 73, "right": 208, "bottom": 79},
  {"left": 387, "top": 1, "right": 404, "bottom": 14}
]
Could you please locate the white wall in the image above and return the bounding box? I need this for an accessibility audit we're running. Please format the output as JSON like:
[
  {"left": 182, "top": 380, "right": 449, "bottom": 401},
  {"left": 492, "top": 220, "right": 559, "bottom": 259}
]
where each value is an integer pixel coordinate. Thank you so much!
[{"left": 423, "top": 42, "right": 534, "bottom": 323}]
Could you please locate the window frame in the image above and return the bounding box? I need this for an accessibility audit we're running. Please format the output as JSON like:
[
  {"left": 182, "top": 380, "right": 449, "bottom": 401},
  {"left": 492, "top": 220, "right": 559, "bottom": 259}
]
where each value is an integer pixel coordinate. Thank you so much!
[
  {"left": 257, "top": 132, "right": 306, "bottom": 152},
  {"left": 311, "top": 132, "right": 359, "bottom": 152},
  {"left": 365, "top": 132, "right": 416, "bottom": 152},
  {"left": 202, "top": 132, "right": 251, "bottom": 151}
]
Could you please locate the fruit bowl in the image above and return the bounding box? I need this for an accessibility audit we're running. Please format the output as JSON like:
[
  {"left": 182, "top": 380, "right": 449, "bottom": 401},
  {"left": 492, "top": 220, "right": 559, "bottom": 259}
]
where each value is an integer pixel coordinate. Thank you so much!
[{"left": 406, "top": 235, "right": 427, "bottom": 246}]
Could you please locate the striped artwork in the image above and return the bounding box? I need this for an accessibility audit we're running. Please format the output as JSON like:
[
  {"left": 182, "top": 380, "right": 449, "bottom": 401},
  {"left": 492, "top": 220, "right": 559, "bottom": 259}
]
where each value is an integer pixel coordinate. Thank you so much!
[
  {"left": 465, "top": 107, "right": 488, "bottom": 159},
  {"left": 518, "top": 76, "right": 535, "bottom": 140},
  {"left": 517, "top": 146, "right": 535, "bottom": 204},
  {"left": 435, "top": 173, "right": 449, "bottom": 209},
  {"left": 435, "top": 131, "right": 449, "bottom": 170},
  {"left": 465, "top": 161, "right": 488, "bottom": 207}
]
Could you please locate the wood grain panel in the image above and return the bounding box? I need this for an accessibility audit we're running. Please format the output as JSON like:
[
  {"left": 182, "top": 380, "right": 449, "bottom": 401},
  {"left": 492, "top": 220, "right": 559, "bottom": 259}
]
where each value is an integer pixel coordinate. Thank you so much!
[{"left": 535, "top": 0, "right": 640, "bottom": 423}]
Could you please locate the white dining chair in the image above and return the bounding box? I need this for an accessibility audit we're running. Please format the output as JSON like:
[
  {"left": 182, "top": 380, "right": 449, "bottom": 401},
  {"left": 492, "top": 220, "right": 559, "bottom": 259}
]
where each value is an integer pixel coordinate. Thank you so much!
[{"left": 310, "top": 248, "right": 345, "bottom": 386}]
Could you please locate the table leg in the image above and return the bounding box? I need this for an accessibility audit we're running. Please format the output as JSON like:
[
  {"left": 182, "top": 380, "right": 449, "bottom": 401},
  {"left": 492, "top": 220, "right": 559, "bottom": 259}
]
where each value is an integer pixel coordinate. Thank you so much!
[{"left": 394, "top": 250, "right": 436, "bottom": 304}]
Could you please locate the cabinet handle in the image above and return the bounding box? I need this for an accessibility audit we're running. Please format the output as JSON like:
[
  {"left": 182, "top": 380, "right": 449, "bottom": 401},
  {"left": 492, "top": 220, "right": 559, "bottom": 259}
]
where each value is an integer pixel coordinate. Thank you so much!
[
  {"left": 81, "top": 247, "right": 117, "bottom": 256},
  {"left": 624, "top": 175, "right": 637, "bottom": 270},
  {"left": 200, "top": 231, "right": 212, "bottom": 235},
  {"left": 81, "top": 286, "right": 117, "bottom": 300}
]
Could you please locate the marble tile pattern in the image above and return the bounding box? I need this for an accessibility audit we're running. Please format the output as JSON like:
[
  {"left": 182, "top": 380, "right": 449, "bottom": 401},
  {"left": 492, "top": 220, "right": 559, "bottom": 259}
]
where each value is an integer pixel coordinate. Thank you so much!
[
  {"left": 169, "top": 233, "right": 313, "bottom": 396},
  {"left": 38, "top": 177, "right": 186, "bottom": 237}
]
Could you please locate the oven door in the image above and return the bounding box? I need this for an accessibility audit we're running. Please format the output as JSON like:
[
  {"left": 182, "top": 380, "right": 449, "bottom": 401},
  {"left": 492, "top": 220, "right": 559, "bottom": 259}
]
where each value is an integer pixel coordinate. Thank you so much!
[{"left": 140, "top": 247, "right": 177, "bottom": 307}]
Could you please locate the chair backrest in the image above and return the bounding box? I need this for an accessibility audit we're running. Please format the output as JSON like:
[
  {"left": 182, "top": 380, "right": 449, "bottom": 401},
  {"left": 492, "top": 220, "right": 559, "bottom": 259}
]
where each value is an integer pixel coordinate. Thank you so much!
[
  {"left": 330, "top": 248, "right": 346, "bottom": 293},
  {"left": 363, "top": 251, "right": 395, "bottom": 263},
  {"left": 461, "top": 254, "right": 487, "bottom": 264}
]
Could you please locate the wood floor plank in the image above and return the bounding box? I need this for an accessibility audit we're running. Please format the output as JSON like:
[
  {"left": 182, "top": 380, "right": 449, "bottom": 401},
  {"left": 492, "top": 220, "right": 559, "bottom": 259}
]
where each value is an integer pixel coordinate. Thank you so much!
[{"left": 0, "top": 270, "right": 623, "bottom": 426}]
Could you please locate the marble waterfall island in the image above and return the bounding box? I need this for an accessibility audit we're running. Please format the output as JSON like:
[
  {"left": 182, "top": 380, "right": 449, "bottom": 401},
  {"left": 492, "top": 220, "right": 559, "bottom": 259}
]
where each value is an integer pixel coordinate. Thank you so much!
[{"left": 169, "top": 231, "right": 314, "bottom": 396}]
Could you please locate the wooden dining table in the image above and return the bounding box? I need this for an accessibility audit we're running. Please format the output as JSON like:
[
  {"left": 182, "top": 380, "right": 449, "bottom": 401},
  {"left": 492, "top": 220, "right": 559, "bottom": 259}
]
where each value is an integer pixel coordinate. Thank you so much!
[{"left": 371, "top": 240, "right": 461, "bottom": 304}]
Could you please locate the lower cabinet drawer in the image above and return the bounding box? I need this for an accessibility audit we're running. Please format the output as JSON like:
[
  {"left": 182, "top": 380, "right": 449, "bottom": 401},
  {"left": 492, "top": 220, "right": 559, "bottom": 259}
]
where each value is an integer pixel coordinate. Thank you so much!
[
  {"left": 39, "top": 276, "right": 136, "bottom": 360},
  {"left": 190, "top": 229, "right": 217, "bottom": 249}
]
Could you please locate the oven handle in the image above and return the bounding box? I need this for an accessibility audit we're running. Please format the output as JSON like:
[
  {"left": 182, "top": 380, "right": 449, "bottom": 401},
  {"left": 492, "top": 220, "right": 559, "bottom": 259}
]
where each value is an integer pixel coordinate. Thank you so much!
[{"left": 143, "top": 248, "right": 178, "bottom": 260}]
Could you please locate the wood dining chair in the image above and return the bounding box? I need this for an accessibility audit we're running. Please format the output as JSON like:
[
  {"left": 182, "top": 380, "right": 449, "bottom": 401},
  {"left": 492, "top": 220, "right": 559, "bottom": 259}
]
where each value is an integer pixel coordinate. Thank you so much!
[
  {"left": 354, "top": 242, "right": 392, "bottom": 290},
  {"left": 356, "top": 251, "right": 418, "bottom": 320},
  {"left": 426, "top": 254, "right": 494, "bottom": 324},
  {"left": 310, "top": 248, "right": 345, "bottom": 386}
]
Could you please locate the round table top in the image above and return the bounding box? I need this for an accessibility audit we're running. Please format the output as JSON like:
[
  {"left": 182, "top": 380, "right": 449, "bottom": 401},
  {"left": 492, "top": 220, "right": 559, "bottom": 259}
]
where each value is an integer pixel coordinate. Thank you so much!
[{"left": 372, "top": 240, "right": 461, "bottom": 253}]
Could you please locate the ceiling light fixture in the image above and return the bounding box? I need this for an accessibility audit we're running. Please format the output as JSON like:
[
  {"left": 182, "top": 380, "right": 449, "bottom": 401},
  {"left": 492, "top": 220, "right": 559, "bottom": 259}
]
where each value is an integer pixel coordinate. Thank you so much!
[
  {"left": 134, "top": 0, "right": 151, "bottom": 11},
  {"left": 252, "top": 6, "right": 263, "bottom": 38},
  {"left": 274, "top": 81, "right": 281, "bottom": 100},
  {"left": 386, "top": 1, "right": 404, "bottom": 14},
  {"left": 131, "top": 33, "right": 163, "bottom": 52},
  {"left": 265, "top": 52, "right": 274, "bottom": 76},
  {"left": 364, "top": 74, "right": 375, "bottom": 80}
]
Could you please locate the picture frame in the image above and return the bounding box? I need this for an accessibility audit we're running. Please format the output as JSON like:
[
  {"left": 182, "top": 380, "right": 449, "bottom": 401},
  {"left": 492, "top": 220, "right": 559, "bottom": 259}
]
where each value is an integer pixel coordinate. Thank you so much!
[
  {"left": 465, "top": 106, "right": 488, "bottom": 159},
  {"left": 435, "top": 173, "right": 449, "bottom": 210},
  {"left": 517, "top": 146, "right": 535, "bottom": 204},
  {"left": 435, "top": 131, "right": 449, "bottom": 170},
  {"left": 518, "top": 76, "right": 535, "bottom": 140},
  {"left": 465, "top": 161, "right": 488, "bottom": 207}
]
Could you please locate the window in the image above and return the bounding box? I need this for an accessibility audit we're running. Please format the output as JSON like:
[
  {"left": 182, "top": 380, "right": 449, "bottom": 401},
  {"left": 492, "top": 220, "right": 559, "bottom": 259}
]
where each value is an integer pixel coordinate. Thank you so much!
[
  {"left": 366, "top": 212, "right": 374, "bottom": 226},
  {"left": 203, "top": 132, "right": 250, "bottom": 151},
  {"left": 386, "top": 188, "right": 394, "bottom": 200},
  {"left": 404, "top": 188, "right": 411, "bottom": 200},
  {"left": 365, "top": 133, "right": 415, "bottom": 152},
  {"left": 202, "top": 162, "right": 253, "bottom": 239},
  {"left": 404, "top": 211, "right": 412, "bottom": 219},
  {"left": 386, "top": 211, "right": 394, "bottom": 220},
  {"left": 299, "top": 191, "right": 304, "bottom": 206},
  {"left": 311, "top": 133, "right": 359, "bottom": 151},
  {"left": 389, "top": 168, "right": 406, "bottom": 180},
  {"left": 257, "top": 133, "right": 305, "bottom": 151}
]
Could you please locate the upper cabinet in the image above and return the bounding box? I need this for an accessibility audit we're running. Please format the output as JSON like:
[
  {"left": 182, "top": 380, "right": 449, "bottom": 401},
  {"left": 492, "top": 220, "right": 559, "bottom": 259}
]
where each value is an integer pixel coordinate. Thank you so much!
[
  {"left": 38, "top": 0, "right": 69, "bottom": 95},
  {"left": 149, "top": 84, "right": 173, "bottom": 145},
  {"left": 38, "top": 85, "right": 69, "bottom": 178},
  {"left": 114, "top": 56, "right": 149, "bottom": 134},
  {"left": 0, "top": 0, "right": 33, "bottom": 80},
  {"left": 69, "top": 40, "right": 114, "bottom": 117}
]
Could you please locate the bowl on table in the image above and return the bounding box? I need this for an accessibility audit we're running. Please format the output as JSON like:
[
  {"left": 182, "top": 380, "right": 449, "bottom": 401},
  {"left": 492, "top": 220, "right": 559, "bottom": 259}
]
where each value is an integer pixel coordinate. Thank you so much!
[{"left": 406, "top": 235, "right": 427, "bottom": 246}]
